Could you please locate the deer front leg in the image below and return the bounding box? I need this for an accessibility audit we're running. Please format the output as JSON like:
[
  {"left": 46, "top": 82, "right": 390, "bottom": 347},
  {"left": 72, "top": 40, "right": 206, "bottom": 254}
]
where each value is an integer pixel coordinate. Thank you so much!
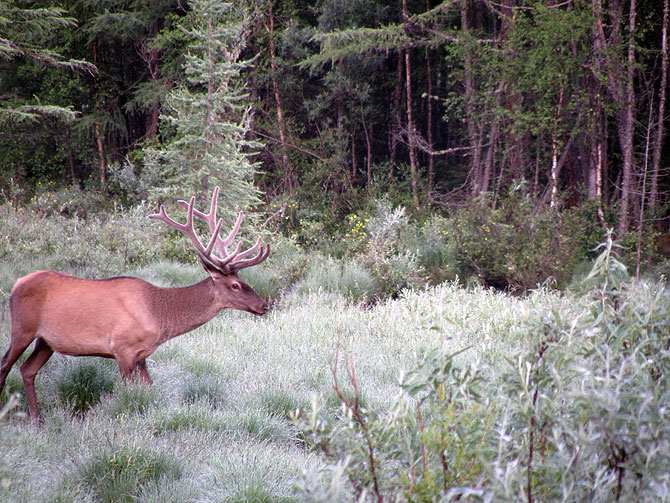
[
  {"left": 116, "top": 354, "right": 152, "bottom": 384},
  {"left": 19, "top": 338, "right": 54, "bottom": 424},
  {"left": 136, "top": 359, "right": 152, "bottom": 385}
]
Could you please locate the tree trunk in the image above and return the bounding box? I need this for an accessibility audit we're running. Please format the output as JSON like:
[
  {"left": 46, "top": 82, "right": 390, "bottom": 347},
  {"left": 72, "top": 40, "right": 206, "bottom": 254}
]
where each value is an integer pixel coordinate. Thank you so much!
[
  {"left": 95, "top": 119, "right": 106, "bottom": 188},
  {"left": 405, "top": 47, "right": 420, "bottom": 209},
  {"left": 593, "top": 0, "right": 638, "bottom": 235},
  {"left": 362, "top": 108, "right": 372, "bottom": 193},
  {"left": 650, "top": 0, "right": 668, "bottom": 212},
  {"left": 550, "top": 89, "right": 566, "bottom": 209},
  {"left": 460, "top": 0, "right": 483, "bottom": 195},
  {"left": 265, "top": 0, "right": 292, "bottom": 193},
  {"left": 425, "top": 44, "right": 435, "bottom": 203},
  {"left": 617, "top": 0, "right": 637, "bottom": 236},
  {"left": 403, "top": 0, "right": 420, "bottom": 209},
  {"left": 390, "top": 53, "right": 404, "bottom": 162}
]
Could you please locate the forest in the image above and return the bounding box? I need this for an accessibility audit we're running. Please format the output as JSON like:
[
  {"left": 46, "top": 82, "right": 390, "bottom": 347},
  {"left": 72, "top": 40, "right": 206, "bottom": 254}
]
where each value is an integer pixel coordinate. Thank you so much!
[
  {"left": 1, "top": 0, "right": 668, "bottom": 284},
  {"left": 2, "top": 2, "right": 670, "bottom": 502}
]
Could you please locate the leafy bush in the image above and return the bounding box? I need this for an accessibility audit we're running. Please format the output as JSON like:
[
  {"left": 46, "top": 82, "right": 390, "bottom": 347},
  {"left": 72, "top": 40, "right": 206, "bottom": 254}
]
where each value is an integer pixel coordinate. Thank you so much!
[
  {"left": 363, "top": 200, "right": 428, "bottom": 298},
  {"left": 325, "top": 198, "right": 429, "bottom": 299},
  {"left": 239, "top": 234, "right": 311, "bottom": 302},
  {"left": 444, "top": 186, "right": 602, "bottom": 290},
  {"left": 294, "top": 234, "right": 670, "bottom": 502},
  {"left": 26, "top": 181, "right": 106, "bottom": 218}
]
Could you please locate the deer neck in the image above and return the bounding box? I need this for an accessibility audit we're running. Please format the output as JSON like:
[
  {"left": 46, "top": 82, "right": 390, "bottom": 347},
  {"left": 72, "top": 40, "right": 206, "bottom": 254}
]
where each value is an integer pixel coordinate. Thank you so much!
[{"left": 153, "top": 279, "right": 221, "bottom": 342}]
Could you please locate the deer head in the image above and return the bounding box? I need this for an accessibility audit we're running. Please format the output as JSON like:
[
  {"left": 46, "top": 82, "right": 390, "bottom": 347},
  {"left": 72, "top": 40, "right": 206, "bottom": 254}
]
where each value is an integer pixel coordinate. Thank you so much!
[{"left": 148, "top": 187, "right": 270, "bottom": 315}]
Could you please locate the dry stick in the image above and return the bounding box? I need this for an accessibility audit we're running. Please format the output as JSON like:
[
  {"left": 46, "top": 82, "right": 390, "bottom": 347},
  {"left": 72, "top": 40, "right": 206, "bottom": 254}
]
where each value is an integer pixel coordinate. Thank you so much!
[
  {"left": 260, "top": 202, "right": 287, "bottom": 234},
  {"left": 417, "top": 402, "right": 427, "bottom": 481},
  {"left": 251, "top": 129, "right": 327, "bottom": 163},
  {"left": 331, "top": 349, "right": 383, "bottom": 503}
]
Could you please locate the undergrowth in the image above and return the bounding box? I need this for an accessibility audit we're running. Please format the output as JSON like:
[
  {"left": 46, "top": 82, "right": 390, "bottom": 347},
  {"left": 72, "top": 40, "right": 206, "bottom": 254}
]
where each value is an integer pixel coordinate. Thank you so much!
[{"left": 294, "top": 231, "right": 670, "bottom": 502}]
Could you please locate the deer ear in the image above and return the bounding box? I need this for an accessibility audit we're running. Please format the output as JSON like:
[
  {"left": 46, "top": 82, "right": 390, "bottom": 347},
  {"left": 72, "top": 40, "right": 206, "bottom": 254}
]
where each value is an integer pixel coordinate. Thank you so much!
[{"left": 199, "top": 257, "right": 226, "bottom": 278}]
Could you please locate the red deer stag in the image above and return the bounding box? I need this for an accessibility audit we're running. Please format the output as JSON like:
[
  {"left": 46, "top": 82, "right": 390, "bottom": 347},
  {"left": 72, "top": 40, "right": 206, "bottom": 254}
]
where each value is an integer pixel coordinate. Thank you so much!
[{"left": 0, "top": 187, "right": 269, "bottom": 424}]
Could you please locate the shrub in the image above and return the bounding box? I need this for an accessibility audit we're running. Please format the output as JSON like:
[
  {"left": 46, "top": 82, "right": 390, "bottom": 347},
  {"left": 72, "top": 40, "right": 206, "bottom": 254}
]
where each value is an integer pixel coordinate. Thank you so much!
[
  {"left": 445, "top": 186, "right": 592, "bottom": 290},
  {"left": 294, "top": 234, "right": 670, "bottom": 502},
  {"left": 56, "top": 359, "right": 116, "bottom": 416},
  {"left": 78, "top": 445, "right": 182, "bottom": 503},
  {"left": 27, "top": 181, "right": 105, "bottom": 218},
  {"left": 328, "top": 198, "right": 428, "bottom": 299},
  {"left": 0, "top": 201, "right": 163, "bottom": 277},
  {"left": 362, "top": 199, "right": 428, "bottom": 298},
  {"left": 240, "top": 234, "right": 311, "bottom": 302}
]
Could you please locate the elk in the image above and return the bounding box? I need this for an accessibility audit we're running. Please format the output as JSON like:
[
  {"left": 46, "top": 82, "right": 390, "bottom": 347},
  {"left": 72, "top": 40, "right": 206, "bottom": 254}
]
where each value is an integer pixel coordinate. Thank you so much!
[{"left": 0, "top": 187, "right": 270, "bottom": 424}]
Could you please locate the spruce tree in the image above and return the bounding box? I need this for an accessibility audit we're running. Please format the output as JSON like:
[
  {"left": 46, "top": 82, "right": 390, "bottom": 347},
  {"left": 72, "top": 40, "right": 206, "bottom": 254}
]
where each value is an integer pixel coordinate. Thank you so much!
[
  {"left": 0, "top": 2, "right": 95, "bottom": 124},
  {"left": 148, "top": 0, "right": 260, "bottom": 215}
]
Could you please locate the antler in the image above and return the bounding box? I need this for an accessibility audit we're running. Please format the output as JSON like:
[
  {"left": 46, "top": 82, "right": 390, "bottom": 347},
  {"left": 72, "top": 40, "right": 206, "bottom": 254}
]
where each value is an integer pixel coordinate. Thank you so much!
[{"left": 149, "top": 187, "right": 270, "bottom": 273}]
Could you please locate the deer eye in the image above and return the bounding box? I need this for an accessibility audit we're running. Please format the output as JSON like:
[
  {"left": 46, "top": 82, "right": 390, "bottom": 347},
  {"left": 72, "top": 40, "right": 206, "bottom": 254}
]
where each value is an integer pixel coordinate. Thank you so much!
[{"left": 231, "top": 282, "right": 242, "bottom": 291}]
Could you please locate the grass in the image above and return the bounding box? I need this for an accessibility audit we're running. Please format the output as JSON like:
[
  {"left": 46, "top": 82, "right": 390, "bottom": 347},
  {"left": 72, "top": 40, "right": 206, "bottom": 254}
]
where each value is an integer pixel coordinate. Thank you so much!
[
  {"left": 77, "top": 444, "right": 183, "bottom": 503},
  {"left": 1, "top": 222, "right": 667, "bottom": 501},
  {"left": 55, "top": 359, "right": 116, "bottom": 417},
  {"left": 0, "top": 274, "right": 549, "bottom": 502}
]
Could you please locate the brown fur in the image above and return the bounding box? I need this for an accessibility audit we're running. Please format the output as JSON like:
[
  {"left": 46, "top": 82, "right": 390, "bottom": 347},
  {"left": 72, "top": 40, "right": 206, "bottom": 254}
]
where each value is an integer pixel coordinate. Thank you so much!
[{"left": 0, "top": 266, "right": 267, "bottom": 423}]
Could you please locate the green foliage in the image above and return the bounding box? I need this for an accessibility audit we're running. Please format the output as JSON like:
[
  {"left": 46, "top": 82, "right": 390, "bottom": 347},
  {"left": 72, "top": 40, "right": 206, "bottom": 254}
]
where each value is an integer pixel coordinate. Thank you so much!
[
  {"left": 294, "top": 236, "right": 670, "bottom": 501},
  {"left": 239, "top": 234, "right": 311, "bottom": 301},
  {"left": 401, "top": 348, "right": 496, "bottom": 499},
  {"left": 27, "top": 180, "right": 105, "bottom": 217},
  {"left": 0, "top": 201, "right": 162, "bottom": 278},
  {"left": 77, "top": 445, "right": 182, "bottom": 503},
  {"left": 55, "top": 359, "right": 116, "bottom": 416},
  {"left": 332, "top": 199, "right": 428, "bottom": 299},
  {"left": 0, "top": 2, "right": 94, "bottom": 123},
  {"left": 146, "top": 0, "right": 260, "bottom": 214},
  {"left": 445, "top": 186, "right": 605, "bottom": 290}
]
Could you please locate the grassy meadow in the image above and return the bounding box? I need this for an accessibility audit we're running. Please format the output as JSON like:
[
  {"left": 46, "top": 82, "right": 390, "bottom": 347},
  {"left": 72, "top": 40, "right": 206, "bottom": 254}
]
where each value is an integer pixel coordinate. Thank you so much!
[{"left": 1, "top": 203, "right": 669, "bottom": 502}]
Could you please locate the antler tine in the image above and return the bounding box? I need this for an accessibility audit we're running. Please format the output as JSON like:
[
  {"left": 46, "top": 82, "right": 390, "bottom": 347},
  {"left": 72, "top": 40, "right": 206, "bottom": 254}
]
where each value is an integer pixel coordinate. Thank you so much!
[
  {"left": 232, "top": 236, "right": 262, "bottom": 261},
  {"left": 150, "top": 187, "right": 270, "bottom": 273},
  {"left": 177, "top": 187, "right": 241, "bottom": 258},
  {"left": 219, "top": 211, "right": 244, "bottom": 252},
  {"left": 149, "top": 197, "right": 223, "bottom": 268},
  {"left": 229, "top": 243, "right": 271, "bottom": 273},
  {"left": 176, "top": 186, "right": 220, "bottom": 232}
]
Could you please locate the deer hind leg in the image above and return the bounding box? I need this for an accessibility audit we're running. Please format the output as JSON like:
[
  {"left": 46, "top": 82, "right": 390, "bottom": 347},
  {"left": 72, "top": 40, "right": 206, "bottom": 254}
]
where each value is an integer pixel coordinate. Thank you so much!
[
  {"left": 0, "top": 335, "right": 36, "bottom": 393},
  {"left": 19, "top": 337, "right": 54, "bottom": 424}
]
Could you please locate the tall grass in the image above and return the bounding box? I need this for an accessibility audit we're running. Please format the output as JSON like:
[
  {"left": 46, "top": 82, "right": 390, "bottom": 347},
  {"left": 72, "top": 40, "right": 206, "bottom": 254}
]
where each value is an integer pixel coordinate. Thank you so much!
[{"left": 0, "top": 204, "right": 667, "bottom": 502}]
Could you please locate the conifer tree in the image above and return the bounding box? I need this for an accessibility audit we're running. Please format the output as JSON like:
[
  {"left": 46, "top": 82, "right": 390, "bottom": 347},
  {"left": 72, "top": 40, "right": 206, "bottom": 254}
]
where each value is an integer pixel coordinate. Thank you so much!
[
  {"left": 0, "top": 2, "right": 94, "bottom": 124},
  {"left": 148, "top": 0, "right": 260, "bottom": 214}
]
